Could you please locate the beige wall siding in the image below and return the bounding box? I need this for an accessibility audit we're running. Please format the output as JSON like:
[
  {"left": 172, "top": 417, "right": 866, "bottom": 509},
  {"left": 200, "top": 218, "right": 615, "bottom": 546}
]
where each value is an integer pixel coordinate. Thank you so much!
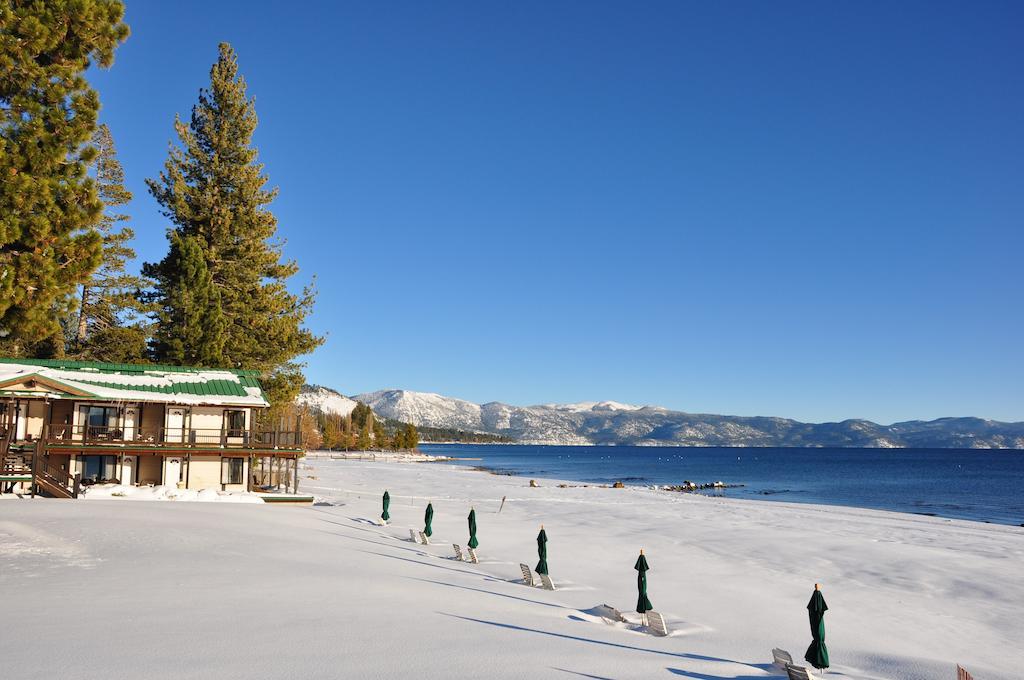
[
  {"left": 138, "top": 403, "right": 164, "bottom": 442},
  {"left": 137, "top": 455, "right": 162, "bottom": 485},
  {"left": 186, "top": 455, "right": 221, "bottom": 490},
  {"left": 24, "top": 399, "right": 46, "bottom": 438}
]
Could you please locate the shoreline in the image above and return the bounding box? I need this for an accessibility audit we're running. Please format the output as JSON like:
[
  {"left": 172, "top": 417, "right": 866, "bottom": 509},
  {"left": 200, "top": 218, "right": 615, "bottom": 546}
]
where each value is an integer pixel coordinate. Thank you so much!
[{"left": 422, "top": 444, "right": 1024, "bottom": 527}]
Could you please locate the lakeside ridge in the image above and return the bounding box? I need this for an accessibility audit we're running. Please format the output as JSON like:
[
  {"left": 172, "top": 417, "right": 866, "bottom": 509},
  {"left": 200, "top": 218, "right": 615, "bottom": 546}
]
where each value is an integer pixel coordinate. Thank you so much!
[{"left": 299, "top": 385, "right": 1024, "bottom": 449}]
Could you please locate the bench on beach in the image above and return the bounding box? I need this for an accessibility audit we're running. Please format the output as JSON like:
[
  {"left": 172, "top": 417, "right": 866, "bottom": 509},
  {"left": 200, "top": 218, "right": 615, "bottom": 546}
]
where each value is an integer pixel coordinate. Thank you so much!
[
  {"left": 520, "top": 563, "right": 535, "bottom": 587},
  {"left": 957, "top": 665, "right": 974, "bottom": 680},
  {"left": 409, "top": 529, "right": 419, "bottom": 543},
  {"left": 646, "top": 611, "right": 669, "bottom": 636},
  {"left": 785, "top": 664, "right": 818, "bottom": 680},
  {"left": 452, "top": 544, "right": 464, "bottom": 561},
  {"left": 467, "top": 547, "right": 479, "bottom": 564},
  {"left": 538, "top": 572, "right": 555, "bottom": 591},
  {"left": 772, "top": 648, "right": 794, "bottom": 668},
  {"left": 419, "top": 531, "right": 429, "bottom": 545}
]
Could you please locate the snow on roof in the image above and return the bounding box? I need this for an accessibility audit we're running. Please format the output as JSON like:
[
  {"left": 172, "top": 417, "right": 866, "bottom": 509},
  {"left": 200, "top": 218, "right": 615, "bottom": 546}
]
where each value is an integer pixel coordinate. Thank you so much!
[{"left": 0, "top": 358, "right": 269, "bottom": 407}]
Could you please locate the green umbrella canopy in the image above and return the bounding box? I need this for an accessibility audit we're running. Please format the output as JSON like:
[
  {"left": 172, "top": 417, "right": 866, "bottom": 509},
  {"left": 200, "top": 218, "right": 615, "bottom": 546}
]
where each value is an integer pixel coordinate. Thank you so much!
[
  {"left": 804, "top": 584, "right": 830, "bottom": 670},
  {"left": 381, "top": 491, "right": 390, "bottom": 522},
  {"left": 467, "top": 508, "right": 479, "bottom": 549},
  {"left": 535, "top": 526, "right": 549, "bottom": 575},
  {"left": 424, "top": 502, "right": 434, "bottom": 537},
  {"left": 635, "top": 550, "right": 653, "bottom": 614}
]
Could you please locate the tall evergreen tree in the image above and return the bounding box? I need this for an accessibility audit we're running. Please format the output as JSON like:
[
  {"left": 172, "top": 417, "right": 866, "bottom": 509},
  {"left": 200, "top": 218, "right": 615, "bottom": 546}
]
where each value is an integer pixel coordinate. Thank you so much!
[
  {"left": 151, "top": 232, "right": 226, "bottom": 366},
  {"left": 144, "top": 43, "right": 321, "bottom": 403},
  {"left": 0, "top": 1, "right": 130, "bottom": 354},
  {"left": 72, "top": 124, "right": 151, "bottom": 362}
]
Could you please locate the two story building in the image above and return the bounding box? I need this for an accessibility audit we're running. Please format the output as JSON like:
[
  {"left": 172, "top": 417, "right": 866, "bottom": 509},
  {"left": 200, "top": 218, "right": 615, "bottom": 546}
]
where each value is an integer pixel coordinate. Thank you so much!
[{"left": 0, "top": 358, "right": 303, "bottom": 498}]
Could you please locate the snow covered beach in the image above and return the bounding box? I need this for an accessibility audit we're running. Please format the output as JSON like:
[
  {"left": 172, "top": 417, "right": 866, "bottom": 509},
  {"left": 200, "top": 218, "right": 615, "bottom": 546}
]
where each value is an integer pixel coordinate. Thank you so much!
[{"left": 2, "top": 459, "right": 1021, "bottom": 680}]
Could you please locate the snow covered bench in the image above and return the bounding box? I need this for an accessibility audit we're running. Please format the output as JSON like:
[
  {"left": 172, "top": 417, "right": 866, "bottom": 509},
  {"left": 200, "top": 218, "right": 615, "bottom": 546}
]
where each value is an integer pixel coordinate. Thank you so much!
[
  {"left": 467, "top": 547, "right": 479, "bottom": 564},
  {"left": 520, "top": 563, "right": 536, "bottom": 587},
  {"left": 785, "top": 664, "right": 818, "bottom": 680},
  {"left": 538, "top": 573, "right": 555, "bottom": 590},
  {"left": 409, "top": 529, "right": 420, "bottom": 543},
  {"left": 646, "top": 611, "right": 668, "bottom": 636},
  {"left": 957, "top": 665, "right": 974, "bottom": 680},
  {"left": 420, "top": 531, "right": 429, "bottom": 545},
  {"left": 452, "top": 544, "right": 464, "bottom": 561},
  {"left": 772, "top": 648, "right": 794, "bottom": 668}
]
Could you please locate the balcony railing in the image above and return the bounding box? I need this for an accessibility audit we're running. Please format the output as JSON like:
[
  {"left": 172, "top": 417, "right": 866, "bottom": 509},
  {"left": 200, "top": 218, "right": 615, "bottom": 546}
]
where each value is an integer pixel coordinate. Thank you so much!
[{"left": 44, "top": 424, "right": 302, "bottom": 450}]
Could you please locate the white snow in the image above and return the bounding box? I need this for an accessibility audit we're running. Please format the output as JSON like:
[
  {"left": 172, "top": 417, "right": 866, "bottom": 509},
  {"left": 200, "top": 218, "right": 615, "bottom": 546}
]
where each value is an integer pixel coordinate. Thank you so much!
[
  {"left": 1, "top": 460, "right": 1020, "bottom": 680},
  {"left": 0, "top": 363, "right": 269, "bottom": 407},
  {"left": 79, "top": 483, "right": 265, "bottom": 503},
  {"left": 296, "top": 384, "right": 359, "bottom": 416}
]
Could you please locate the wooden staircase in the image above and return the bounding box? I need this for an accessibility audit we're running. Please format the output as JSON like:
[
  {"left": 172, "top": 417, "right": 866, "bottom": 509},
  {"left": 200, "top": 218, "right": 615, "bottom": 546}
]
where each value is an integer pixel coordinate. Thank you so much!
[
  {"left": 34, "top": 456, "right": 79, "bottom": 498},
  {"left": 1, "top": 440, "right": 79, "bottom": 498}
]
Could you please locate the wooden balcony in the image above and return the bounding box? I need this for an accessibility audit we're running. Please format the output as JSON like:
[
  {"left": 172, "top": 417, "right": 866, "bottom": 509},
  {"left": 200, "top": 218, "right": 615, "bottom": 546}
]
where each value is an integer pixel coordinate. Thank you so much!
[{"left": 43, "top": 424, "right": 303, "bottom": 452}]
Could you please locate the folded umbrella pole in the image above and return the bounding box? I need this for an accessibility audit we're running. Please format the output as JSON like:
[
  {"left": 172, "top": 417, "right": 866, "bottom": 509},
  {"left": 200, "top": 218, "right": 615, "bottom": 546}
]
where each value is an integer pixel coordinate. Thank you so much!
[
  {"left": 381, "top": 490, "right": 390, "bottom": 524},
  {"left": 804, "top": 583, "right": 830, "bottom": 671},
  {"left": 535, "top": 525, "right": 549, "bottom": 575},
  {"left": 467, "top": 508, "right": 479, "bottom": 549},
  {"left": 635, "top": 549, "right": 653, "bottom": 626},
  {"left": 424, "top": 502, "right": 434, "bottom": 538}
]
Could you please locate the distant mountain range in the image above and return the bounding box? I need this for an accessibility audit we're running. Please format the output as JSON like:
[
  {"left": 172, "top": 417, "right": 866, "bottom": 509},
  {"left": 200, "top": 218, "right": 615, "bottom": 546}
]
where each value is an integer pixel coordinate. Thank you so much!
[{"left": 297, "top": 385, "right": 1024, "bottom": 449}]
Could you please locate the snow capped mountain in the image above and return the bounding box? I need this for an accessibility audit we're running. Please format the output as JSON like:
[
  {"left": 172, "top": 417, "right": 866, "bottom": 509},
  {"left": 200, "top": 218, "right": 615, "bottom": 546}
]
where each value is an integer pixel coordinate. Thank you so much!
[
  {"left": 353, "top": 389, "right": 482, "bottom": 430},
  {"left": 296, "top": 384, "right": 358, "bottom": 417},
  {"left": 300, "top": 386, "right": 1024, "bottom": 448}
]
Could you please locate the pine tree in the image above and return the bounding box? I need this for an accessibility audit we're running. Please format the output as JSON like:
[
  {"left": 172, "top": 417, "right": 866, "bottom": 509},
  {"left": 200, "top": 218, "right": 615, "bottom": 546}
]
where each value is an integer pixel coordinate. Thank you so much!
[
  {"left": 0, "top": 1, "right": 130, "bottom": 354},
  {"left": 403, "top": 423, "right": 419, "bottom": 451},
  {"left": 151, "top": 233, "right": 226, "bottom": 366},
  {"left": 72, "top": 124, "right": 151, "bottom": 362},
  {"left": 356, "top": 423, "right": 371, "bottom": 451},
  {"left": 144, "top": 43, "right": 321, "bottom": 403}
]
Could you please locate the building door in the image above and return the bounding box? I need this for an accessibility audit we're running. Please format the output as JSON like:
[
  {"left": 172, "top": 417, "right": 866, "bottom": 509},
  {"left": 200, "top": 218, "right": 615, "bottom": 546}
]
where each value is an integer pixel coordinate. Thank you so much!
[
  {"left": 163, "top": 457, "right": 182, "bottom": 487},
  {"left": 165, "top": 408, "right": 186, "bottom": 443}
]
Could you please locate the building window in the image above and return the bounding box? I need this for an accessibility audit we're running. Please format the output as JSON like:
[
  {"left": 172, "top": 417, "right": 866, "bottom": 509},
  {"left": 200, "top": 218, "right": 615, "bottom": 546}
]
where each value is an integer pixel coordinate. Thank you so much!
[
  {"left": 86, "top": 406, "right": 119, "bottom": 440},
  {"left": 82, "top": 455, "right": 117, "bottom": 484},
  {"left": 224, "top": 410, "right": 246, "bottom": 437},
  {"left": 221, "top": 457, "right": 244, "bottom": 485}
]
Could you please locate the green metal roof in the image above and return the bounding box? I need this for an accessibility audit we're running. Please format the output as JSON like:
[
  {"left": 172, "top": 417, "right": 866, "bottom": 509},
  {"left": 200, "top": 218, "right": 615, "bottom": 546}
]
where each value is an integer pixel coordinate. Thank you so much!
[
  {"left": 0, "top": 357, "right": 261, "bottom": 378},
  {"left": 70, "top": 377, "right": 251, "bottom": 398}
]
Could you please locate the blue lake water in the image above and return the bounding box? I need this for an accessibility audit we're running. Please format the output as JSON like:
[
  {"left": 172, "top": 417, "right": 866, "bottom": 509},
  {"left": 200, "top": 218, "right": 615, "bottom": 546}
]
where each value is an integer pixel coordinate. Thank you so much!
[{"left": 420, "top": 444, "right": 1024, "bottom": 526}]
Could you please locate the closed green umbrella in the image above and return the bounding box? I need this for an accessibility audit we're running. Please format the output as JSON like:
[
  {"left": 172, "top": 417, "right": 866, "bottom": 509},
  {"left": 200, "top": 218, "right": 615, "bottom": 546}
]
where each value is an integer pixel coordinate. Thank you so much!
[
  {"left": 381, "top": 490, "right": 390, "bottom": 523},
  {"left": 424, "top": 502, "right": 434, "bottom": 538},
  {"left": 535, "top": 526, "right": 549, "bottom": 575},
  {"left": 804, "top": 584, "right": 830, "bottom": 670},
  {"left": 467, "top": 508, "right": 479, "bottom": 549},
  {"left": 635, "top": 550, "right": 653, "bottom": 622}
]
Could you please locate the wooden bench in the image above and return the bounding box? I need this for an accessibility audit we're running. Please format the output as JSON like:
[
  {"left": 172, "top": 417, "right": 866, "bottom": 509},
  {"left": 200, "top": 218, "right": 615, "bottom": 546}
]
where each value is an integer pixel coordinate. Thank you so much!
[
  {"left": 520, "top": 563, "right": 535, "bottom": 586},
  {"left": 452, "top": 544, "right": 464, "bottom": 561},
  {"left": 772, "top": 648, "right": 794, "bottom": 668},
  {"left": 785, "top": 664, "right": 818, "bottom": 680},
  {"left": 957, "top": 665, "right": 974, "bottom": 680},
  {"left": 538, "top": 572, "right": 555, "bottom": 590},
  {"left": 419, "top": 531, "right": 429, "bottom": 545},
  {"left": 467, "top": 547, "right": 479, "bottom": 564},
  {"left": 647, "top": 611, "right": 669, "bottom": 636}
]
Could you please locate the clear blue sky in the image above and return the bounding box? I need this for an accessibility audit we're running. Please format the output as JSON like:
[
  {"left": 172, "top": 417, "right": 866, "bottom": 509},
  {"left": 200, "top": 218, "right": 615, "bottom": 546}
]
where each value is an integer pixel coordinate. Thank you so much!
[{"left": 88, "top": 1, "right": 1022, "bottom": 424}]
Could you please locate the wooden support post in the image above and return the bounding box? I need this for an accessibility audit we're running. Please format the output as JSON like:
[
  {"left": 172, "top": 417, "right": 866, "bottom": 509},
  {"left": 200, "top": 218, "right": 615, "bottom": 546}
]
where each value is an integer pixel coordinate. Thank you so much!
[
  {"left": 30, "top": 439, "right": 39, "bottom": 498},
  {"left": 293, "top": 458, "right": 299, "bottom": 494}
]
